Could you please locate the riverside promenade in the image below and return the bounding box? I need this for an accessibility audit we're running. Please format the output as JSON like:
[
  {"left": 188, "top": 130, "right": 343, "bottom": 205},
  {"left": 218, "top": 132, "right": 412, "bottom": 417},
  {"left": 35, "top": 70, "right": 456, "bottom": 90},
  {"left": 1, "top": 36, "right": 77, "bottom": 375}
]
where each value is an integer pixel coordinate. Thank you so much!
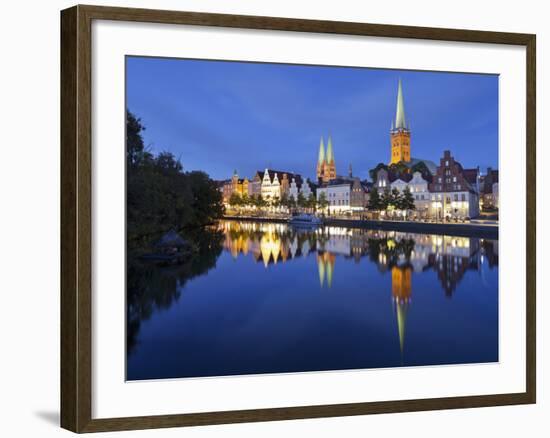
[{"left": 222, "top": 215, "right": 498, "bottom": 239}]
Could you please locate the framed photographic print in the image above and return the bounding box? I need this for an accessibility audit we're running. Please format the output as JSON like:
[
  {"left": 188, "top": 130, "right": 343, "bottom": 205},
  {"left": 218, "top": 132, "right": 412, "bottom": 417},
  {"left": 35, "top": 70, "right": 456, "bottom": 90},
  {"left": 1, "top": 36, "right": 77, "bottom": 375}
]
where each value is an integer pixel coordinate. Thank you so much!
[{"left": 60, "top": 4, "right": 536, "bottom": 433}]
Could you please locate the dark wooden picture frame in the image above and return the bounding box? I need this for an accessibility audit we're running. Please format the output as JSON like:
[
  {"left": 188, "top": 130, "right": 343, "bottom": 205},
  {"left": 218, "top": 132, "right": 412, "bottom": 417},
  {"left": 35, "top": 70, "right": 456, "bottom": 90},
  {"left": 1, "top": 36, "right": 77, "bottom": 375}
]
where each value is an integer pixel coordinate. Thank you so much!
[{"left": 61, "top": 4, "right": 536, "bottom": 433}]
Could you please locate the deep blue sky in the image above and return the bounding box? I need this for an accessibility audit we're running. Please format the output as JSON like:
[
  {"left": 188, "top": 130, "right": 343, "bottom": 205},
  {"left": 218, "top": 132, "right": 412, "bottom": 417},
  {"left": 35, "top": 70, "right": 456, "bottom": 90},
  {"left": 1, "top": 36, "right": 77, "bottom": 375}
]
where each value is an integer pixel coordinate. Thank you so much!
[{"left": 126, "top": 56, "right": 498, "bottom": 181}]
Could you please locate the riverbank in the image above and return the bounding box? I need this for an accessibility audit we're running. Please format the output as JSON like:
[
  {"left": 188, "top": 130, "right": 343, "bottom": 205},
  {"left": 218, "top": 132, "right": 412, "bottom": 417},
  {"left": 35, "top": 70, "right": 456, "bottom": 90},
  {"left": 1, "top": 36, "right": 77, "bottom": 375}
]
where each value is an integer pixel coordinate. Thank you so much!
[{"left": 222, "top": 215, "right": 498, "bottom": 239}]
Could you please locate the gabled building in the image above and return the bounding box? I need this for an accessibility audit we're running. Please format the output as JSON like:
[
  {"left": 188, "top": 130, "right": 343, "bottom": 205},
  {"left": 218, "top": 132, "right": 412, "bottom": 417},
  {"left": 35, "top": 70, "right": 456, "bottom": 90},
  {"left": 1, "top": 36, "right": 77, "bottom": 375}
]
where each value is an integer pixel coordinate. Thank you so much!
[
  {"left": 389, "top": 171, "right": 431, "bottom": 217},
  {"left": 428, "top": 150, "right": 480, "bottom": 219},
  {"left": 259, "top": 168, "right": 302, "bottom": 201},
  {"left": 221, "top": 170, "right": 249, "bottom": 203},
  {"left": 479, "top": 167, "right": 499, "bottom": 209},
  {"left": 289, "top": 176, "right": 315, "bottom": 201}
]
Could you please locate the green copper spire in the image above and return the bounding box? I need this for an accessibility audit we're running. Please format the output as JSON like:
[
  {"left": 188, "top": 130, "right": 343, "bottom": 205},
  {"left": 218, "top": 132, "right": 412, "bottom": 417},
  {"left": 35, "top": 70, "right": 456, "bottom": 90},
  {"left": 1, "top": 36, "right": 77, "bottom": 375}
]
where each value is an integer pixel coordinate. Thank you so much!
[
  {"left": 326, "top": 135, "right": 334, "bottom": 163},
  {"left": 396, "top": 301, "right": 408, "bottom": 359},
  {"left": 317, "top": 256, "right": 325, "bottom": 287},
  {"left": 317, "top": 137, "right": 325, "bottom": 165},
  {"left": 395, "top": 79, "right": 407, "bottom": 130}
]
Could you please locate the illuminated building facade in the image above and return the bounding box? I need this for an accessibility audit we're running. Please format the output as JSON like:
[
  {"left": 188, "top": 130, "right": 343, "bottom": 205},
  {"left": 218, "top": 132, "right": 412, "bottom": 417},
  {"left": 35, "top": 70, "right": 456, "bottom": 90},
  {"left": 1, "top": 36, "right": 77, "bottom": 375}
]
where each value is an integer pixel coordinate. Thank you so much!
[{"left": 429, "top": 150, "right": 480, "bottom": 219}]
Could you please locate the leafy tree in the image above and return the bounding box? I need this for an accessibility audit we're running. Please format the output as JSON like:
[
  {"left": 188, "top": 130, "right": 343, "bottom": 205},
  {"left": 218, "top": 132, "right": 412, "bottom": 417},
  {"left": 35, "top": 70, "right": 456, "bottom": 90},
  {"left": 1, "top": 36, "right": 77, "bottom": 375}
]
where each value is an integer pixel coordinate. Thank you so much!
[
  {"left": 241, "top": 193, "right": 251, "bottom": 208},
  {"left": 317, "top": 192, "right": 329, "bottom": 213},
  {"left": 307, "top": 193, "right": 317, "bottom": 211},
  {"left": 401, "top": 186, "right": 416, "bottom": 211},
  {"left": 228, "top": 192, "right": 241, "bottom": 208},
  {"left": 271, "top": 196, "right": 280, "bottom": 209},
  {"left": 288, "top": 195, "right": 297, "bottom": 211},
  {"left": 127, "top": 109, "right": 153, "bottom": 168},
  {"left": 126, "top": 110, "right": 223, "bottom": 241},
  {"left": 380, "top": 188, "right": 392, "bottom": 210},
  {"left": 389, "top": 161, "right": 409, "bottom": 178},
  {"left": 390, "top": 188, "right": 403, "bottom": 210},
  {"left": 297, "top": 192, "right": 306, "bottom": 210},
  {"left": 367, "top": 187, "right": 382, "bottom": 211},
  {"left": 255, "top": 194, "right": 267, "bottom": 210},
  {"left": 279, "top": 193, "right": 289, "bottom": 211}
]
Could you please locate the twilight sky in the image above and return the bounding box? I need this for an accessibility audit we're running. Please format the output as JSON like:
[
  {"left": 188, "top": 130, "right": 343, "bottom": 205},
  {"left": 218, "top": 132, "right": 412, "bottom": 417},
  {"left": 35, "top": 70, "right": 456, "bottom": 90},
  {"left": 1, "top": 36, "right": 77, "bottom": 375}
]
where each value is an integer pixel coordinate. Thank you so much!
[{"left": 126, "top": 56, "right": 498, "bottom": 182}]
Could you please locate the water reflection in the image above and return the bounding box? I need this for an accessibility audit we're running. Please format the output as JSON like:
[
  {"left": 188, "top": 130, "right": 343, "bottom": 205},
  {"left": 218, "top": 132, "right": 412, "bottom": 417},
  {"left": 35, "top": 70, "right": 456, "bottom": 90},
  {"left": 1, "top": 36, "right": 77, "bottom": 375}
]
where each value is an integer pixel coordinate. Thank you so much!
[
  {"left": 126, "top": 228, "right": 224, "bottom": 354},
  {"left": 219, "top": 220, "right": 498, "bottom": 366},
  {"left": 220, "top": 220, "right": 498, "bottom": 297},
  {"left": 127, "top": 220, "right": 498, "bottom": 380}
]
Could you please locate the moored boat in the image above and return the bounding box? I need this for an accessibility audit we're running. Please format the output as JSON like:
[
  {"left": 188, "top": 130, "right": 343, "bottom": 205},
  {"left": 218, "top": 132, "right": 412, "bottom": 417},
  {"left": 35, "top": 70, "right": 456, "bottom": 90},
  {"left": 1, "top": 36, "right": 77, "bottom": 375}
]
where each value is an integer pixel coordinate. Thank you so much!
[{"left": 288, "top": 213, "right": 323, "bottom": 227}]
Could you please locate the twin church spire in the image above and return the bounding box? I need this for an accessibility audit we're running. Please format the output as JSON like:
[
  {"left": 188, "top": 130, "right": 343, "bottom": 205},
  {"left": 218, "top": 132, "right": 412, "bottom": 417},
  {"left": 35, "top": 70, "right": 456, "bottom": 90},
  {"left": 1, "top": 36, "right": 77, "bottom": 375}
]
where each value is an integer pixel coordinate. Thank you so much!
[
  {"left": 316, "top": 80, "right": 410, "bottom": 176},
  {"left": 317, "top": 136, "right": 336, "bottom": 183}
]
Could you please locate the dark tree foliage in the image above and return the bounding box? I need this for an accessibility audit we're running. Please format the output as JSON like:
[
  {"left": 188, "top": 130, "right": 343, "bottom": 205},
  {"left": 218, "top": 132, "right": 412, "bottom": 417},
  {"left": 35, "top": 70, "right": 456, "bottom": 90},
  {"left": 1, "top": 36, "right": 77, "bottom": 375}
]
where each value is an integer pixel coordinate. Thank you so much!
[
  {"left": 381, "top": 187, "right": 392, "bottom": 210},
  {"left": 367, "top": 187, "right": 382, "bottom": 211},
  {"left": 388, "top": 161, "right": 410, "bottom": 177},
  {"left": 411, "top": 161, "right": 433, "bottom": 182},
  {"left": 390, "top": 188, "right": 403, "bottom": 209},
  {"left": 127, "top": 110, "right": 153, "bottom": 168},
  {"left": 369, "top": 163, "right": 388, "bottom": 181},
  {"left": 127, "top": 227, "right": 224, "bottom": 354},
  {"left": 401, "top": 186, "right": 416, "bottom": 211},
  {"left": 126, "top": 110, "right": 224, "bottom": 241}
]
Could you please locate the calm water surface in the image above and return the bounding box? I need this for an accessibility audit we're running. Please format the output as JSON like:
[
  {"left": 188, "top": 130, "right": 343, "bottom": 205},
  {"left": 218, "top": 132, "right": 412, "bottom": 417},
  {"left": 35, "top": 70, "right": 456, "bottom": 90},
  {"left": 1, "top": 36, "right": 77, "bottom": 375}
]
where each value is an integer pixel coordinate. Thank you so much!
[{"left": 127, "top": 220, "right": 498, "bottom": 380}]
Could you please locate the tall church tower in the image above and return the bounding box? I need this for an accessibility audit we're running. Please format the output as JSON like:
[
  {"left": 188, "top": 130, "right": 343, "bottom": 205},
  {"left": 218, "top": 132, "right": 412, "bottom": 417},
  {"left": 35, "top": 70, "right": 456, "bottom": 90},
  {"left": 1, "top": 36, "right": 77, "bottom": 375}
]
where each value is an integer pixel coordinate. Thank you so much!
[
  {"left": 316, "top": 135, "right": 337, "bottom": 183},
  {"left": 324, "top": 135, "right": 336, "bottom": 182},
  {"left": 390, "top": 79, "right": 411, "bottom": 164},
  {"left": 317, "top": 137, "right": 325, "bottom": 181}
]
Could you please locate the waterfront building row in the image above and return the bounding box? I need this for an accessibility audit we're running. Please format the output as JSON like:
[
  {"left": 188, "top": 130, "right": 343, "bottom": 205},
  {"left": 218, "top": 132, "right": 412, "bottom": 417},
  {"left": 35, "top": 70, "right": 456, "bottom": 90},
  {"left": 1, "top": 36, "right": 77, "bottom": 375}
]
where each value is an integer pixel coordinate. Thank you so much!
[{"left": 219, "top": 79, "right": 497, "bottom": 220}]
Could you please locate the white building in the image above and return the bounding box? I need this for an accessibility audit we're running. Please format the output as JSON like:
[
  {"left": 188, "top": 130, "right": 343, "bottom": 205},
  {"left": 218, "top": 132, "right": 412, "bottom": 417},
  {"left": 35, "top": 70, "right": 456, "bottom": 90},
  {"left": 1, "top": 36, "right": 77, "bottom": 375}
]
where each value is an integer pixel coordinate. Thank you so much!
[
  {"left": 288, "top": 177, "right": 300, "bottom": 201},
  {"left": 260, "top": 169, "right": 281, "bottom": 201},
  {"left": 288, "top": 176, "right": 313, "bottom": 201},
  {"left": 388, "top": 172, "right": 430, "bottom": 217},
  {"left": 390, "top": 178, "right": 409, "bottom": 193},
  {"left": 317, "top": 182, "right": 351, "bottom": 214},
  {"left": 408, "top": 172, "right": 430, "bottom": 217},
  {"left": 300, "top": 178, "right": 314, "bottom": 199}
]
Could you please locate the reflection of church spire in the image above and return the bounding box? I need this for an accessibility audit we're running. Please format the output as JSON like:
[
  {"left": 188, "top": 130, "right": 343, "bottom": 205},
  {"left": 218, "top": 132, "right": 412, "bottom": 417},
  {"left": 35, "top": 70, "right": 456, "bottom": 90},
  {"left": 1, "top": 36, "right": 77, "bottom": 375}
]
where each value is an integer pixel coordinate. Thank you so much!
[
  {"left": 391, "top": 266, "right": 412, "bottom": 362},
  {"left": 317, "top": 252, "right": 336, "bottom": 288},
  {"left": 395, "top": 300, "right": 408, "bottom": 361},
  {"left": 317, "top": 255, "right": 325, "bottom": 287},
  {"left": 326, "top": 255, "right": 334, "bottom": 288}
]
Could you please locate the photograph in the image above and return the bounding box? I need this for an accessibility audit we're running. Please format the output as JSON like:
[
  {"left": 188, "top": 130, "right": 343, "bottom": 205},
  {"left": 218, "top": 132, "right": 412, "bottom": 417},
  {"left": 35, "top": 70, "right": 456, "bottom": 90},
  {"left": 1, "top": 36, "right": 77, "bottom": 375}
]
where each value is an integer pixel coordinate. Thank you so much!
[{"left": 125, "top": 56, "right": 500, "bottom": 381}]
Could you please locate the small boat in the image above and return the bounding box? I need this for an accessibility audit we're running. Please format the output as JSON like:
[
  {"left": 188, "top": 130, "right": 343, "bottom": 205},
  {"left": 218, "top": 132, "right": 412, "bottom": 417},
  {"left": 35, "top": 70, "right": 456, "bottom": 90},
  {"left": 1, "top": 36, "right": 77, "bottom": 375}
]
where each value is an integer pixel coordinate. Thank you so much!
[{"left": 288, "top": 213, "right": 323, "bottom": 227}]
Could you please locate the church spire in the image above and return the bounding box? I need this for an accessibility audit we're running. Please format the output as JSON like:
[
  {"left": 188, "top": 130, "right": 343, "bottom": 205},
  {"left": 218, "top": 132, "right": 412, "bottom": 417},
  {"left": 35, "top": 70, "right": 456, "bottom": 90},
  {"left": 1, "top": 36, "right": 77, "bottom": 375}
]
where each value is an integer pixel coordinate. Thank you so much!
[
  {"left": 326, "top": 135, "right": 334, "bottom": 164},
  {"left": 395, "top": 78, "right": 407, "bottom": 130},
  {"left": 317, "top": 136, "right": 325, "bottom": 165}
]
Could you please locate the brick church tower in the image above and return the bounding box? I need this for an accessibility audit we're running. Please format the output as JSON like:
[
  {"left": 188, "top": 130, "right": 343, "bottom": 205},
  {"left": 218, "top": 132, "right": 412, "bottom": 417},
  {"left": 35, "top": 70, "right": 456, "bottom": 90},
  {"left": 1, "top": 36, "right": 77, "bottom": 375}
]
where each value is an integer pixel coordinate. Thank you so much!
[
  {"left": 317, "top": 135, "right": 336, "bottom": 183},
  {"left": 390, "top": 79, "right": 411, "bottom": 164}
]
